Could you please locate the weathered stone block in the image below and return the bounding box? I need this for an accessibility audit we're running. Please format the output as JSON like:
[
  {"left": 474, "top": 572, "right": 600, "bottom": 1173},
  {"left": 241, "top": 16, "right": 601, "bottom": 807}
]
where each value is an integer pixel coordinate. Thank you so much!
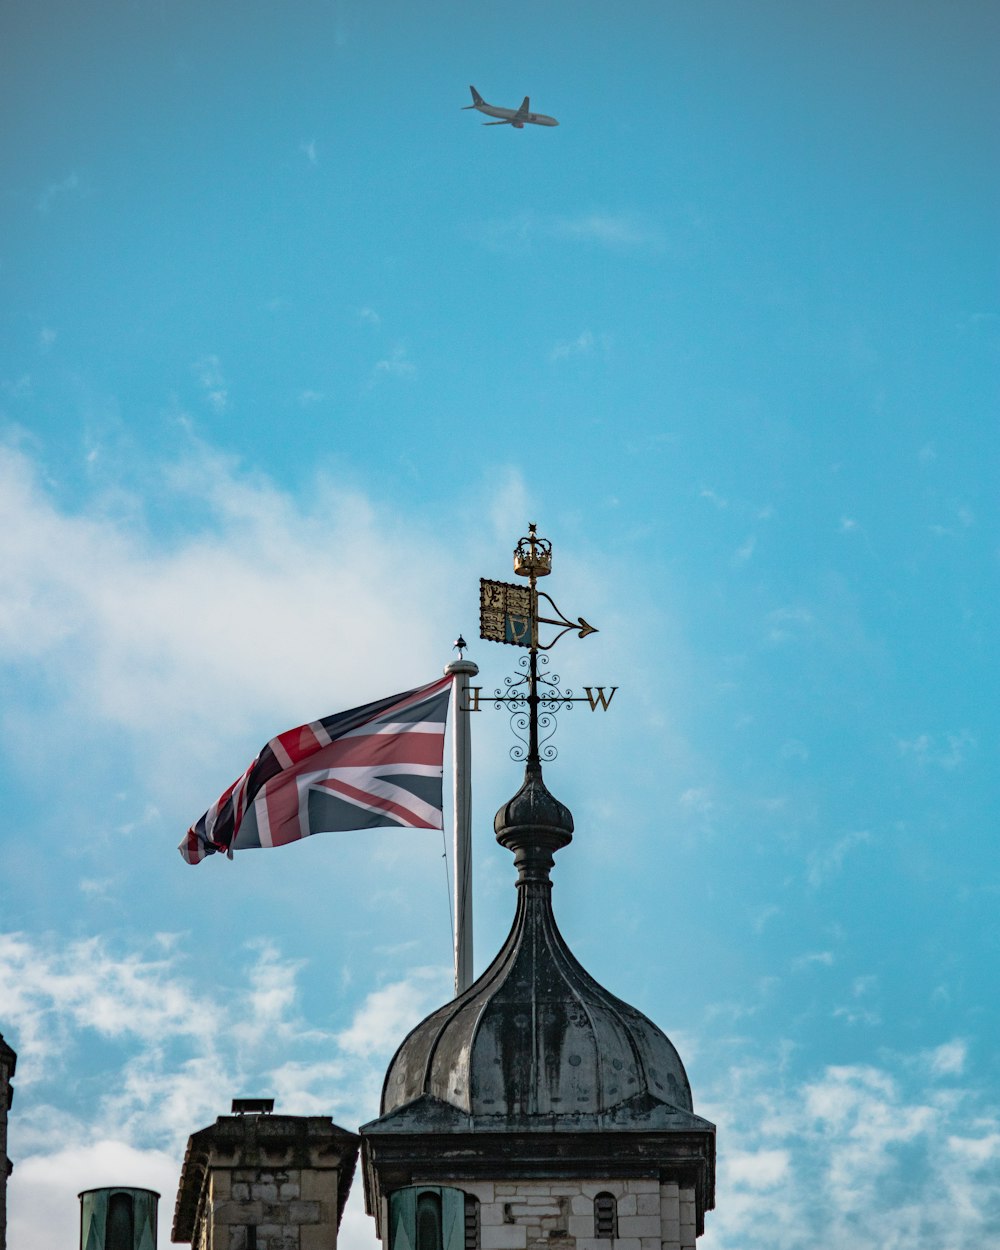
[
  {"left": 496, "top": 1185, "right": 518, "bottom": 1196},
  {"left": 625, "top": 1181, "right": 658, "bottom": 1195},
  {"left": 566, "top": 1215, "right": 593, "bottom": 1238},
  {"left": 213, "top": 1200, "right": 263, "bottom": 1224},
  {"left": 618, "top": 1194, "right": 637, "bottom": 1217},
  {"left": 570, "top": 1196, "right": 591, "bottom": 1216},
  {"left": 617, "top": 1216, "right": 660, "bottom": 1238},
  {"left": 279, "top": 1181, "right": 301, "bottom": 1200},
  {"left": 636, "top": 1195, "right": 659, "bottom": 1217},
  {"left": 232, "top": 1181, "right": 250, "bottom": 1201},
  {"left": 301, "top": 1224, "right": 338, "bottom": 1250},
  {"left": 463, "top": 1181, "right": 496, "bottom": 1203},
  {"left": 301, "top": 1170, "right": 338, "bottom": 1201},
  {"left": 661, "top": 1218, "right": 681, "bottom": 1241},
  {"left": 252, "top": 1182, "right": 279, "bottom": 1201},
  {"left": 511, "top": 1205, "right": 561, "bottom": 1217},
  {"left": 288, "top": 1200, "right": 321, "bottom": 1223},
  {"left": 659, "top": 1189, "right": 679, "bottom": 1225},
  {"left": 481, "top": 1203, "right": 506, "bottom": 1226},
  {"left": 482, "top": 1223, "right": 528, "bottom": 1249}
]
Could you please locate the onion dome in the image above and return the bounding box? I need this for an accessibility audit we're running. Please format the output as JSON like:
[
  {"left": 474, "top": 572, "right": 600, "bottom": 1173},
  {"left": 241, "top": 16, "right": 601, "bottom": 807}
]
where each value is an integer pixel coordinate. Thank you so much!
[{"left": 378, "top": 764, "right": 700, "bottom": 1129}]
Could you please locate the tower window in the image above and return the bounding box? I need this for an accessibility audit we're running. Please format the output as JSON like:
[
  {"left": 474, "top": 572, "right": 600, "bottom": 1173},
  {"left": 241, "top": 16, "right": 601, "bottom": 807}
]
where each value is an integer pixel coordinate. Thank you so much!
[
  {"left": 391, "top": 1185, "right": 474, "bottom": 1250},
  {"left": 416, "top": 1190, "right": 443, "bottom": 1250},
  {"left": 107, "top": 1192, "right": 134, "bottom": 1250},
  {"left": 594, "top": 1192, "right": 618, "bottom": 1239}
]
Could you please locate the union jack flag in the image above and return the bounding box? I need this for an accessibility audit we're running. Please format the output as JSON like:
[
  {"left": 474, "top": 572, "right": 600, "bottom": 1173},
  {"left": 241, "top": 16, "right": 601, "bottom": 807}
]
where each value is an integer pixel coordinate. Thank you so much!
[{"left": 180, "top": 675, "right": 454, "bottom": 865}]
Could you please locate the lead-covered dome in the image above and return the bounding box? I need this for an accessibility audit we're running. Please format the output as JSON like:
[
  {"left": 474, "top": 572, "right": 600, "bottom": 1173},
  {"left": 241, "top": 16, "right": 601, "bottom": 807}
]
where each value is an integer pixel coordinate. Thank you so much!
[{"left": 379, "top": 765, "right": 695, "bottom": 1128}]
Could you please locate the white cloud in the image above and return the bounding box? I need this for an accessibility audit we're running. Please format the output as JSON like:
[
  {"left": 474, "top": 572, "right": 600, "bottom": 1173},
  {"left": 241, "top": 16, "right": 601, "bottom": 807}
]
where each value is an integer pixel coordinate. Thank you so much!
[
  {"left": 791, "top": 950, "right": 834, "bottom": 971},
  {"left": 806, "top": 829, "right": 870, "bottom": 887},
  {"left": 766, "top": 605, "right": 814, "bottom": 644},
  {"left": 373, "top": 345, "right": 415, "bottom": 379},
  {"left": 359, "top": 306, "right": 381, "bottom": 327},
  {"left": 550, "top": 330, "right": 609, "bottom": 361},
  {"left": 2, "top": 927, "right": 451, "bottom": 1250},
  {"left": 300, "top": 138, "right": 319, "bottom": 166},
  {"left": 336, "top": 968, "right": 450, "bottom": 1059},
  {"left": 10, "top": 1141, "right": 178, "bottom": 1250},
  {"left": 703, "top": 1050, "right": 1000, "bottom": 1249},
  {"left": 475, "top": 210, "right": 661, "bottom": 253},
  {"left": 750, "top": 904, "right": 780, "bottom": 934},
  {"left": 896, "top": 731, "right": 975, "bottom": 770},
  {"left": 679, "top": 786, "right": 714, "bottom": 814},
  {"left": 37, "top": 171, "right": 82, "bottom": 213},
  {"left": 699, "top": 487, "right": 728, "bottom": 509},
  {"left": 0, "top": 441, "right": 475, "bottom": 795},
  {"left": 929, "top": 1039, "right": 967, "bottom": 1076},
  {"left": 779, "top": 739, "right": 809, "bottom": 761},
  {"left": 554, "top": 212, "right": 662, "bottom": 249},
  {"left": 733, "top": 534, "right": 756, "bottom": 563},
  {"left": 727, "top": 1147, "right": 790, "bottom": 1189},
  {"left": 193, "top": 354, "right": 228, "bottom": 412}
]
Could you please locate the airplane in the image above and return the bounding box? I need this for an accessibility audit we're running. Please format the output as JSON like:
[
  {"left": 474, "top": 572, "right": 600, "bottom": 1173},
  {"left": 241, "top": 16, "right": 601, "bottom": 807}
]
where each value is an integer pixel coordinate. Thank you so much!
[{"left": 462, "top": 85, "right": 558, "bottom": 128}]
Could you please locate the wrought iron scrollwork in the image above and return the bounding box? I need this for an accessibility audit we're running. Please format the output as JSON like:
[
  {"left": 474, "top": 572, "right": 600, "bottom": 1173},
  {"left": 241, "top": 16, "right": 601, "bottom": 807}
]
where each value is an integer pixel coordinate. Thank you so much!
[{"left": 494, "top": 653, "right": 574, "bottom": 761}]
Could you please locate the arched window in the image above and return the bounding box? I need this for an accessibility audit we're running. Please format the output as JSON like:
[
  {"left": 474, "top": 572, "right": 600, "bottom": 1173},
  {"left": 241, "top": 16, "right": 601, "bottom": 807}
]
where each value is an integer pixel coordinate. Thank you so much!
[
  {"left": 106, "top": 1192, "right": 134, "bottom": 1250},
  {"left": 416, "top": 1190, "right": 443, "bottom": 1250},
  {"left": 594, "top": 1192, "right": 618, "bottom": 1239},
  {"left": 391, "top": 1186, "right": 476, "bottom": 1250}
]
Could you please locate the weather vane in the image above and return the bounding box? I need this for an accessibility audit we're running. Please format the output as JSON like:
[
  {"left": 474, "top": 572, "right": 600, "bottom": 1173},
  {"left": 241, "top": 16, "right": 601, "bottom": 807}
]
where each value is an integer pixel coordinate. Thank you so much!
[{"left": 473, "top": 524, "right": 617, "bottom": 762}]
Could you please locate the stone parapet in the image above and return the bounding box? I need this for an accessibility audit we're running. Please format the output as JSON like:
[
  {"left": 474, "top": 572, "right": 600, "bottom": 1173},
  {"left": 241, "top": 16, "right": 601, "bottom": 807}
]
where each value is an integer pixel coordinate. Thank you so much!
[{"left": 172, "top": 1113, "right": 359, "bottom": 1250}]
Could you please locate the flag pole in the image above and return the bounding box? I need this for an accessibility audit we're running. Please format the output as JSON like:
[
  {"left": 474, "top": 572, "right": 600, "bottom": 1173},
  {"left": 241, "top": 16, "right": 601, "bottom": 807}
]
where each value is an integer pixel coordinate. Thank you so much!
[{"left": 445, "top": 643, "right": 478, "bottom": 997}]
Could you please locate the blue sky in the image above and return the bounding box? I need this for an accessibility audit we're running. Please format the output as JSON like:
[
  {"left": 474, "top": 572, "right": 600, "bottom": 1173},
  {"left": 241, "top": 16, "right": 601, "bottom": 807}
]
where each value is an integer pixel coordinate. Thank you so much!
[{"left": 1, "top": 1, "right": 998, "bottom": 1246}]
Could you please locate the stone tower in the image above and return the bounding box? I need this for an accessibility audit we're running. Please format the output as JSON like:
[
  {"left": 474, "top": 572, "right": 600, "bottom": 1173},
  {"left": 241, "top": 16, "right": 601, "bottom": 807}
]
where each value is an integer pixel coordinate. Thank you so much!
[
  {"left": 0, "top": 1033, "right": 15, "bottom": 1250},
  {"left": 172, "top": 1109, "right": 359, "bottom": 1249},
  {"left": 360, "top": 763, "right": 715, "bottom": 1250}
]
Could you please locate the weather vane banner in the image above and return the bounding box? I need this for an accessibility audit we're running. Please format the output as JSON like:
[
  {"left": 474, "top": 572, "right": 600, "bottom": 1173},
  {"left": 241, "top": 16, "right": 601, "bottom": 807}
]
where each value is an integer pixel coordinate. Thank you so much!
[{"left": 480, "top": 578, "right": 533, "bottom": 647}]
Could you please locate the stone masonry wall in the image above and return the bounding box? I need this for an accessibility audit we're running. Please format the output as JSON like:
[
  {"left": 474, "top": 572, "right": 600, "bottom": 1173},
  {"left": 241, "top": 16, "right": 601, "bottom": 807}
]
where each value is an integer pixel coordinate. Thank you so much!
[
  {"left": 194, "top": 1165, "right": 341, "bottom": 1250},
  {"left": 398, "top": 1178, "right": 697, "bottom": 1250}
]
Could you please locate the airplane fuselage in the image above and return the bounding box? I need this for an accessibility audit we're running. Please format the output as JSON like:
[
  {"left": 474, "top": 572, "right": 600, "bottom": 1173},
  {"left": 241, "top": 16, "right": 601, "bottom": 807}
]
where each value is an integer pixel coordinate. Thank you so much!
[
  {"left": 474, "top": 101, "right": 558, "bottom": 128},
  {"left": 464, "top": 87, "right": 558, "bottom": 128}
]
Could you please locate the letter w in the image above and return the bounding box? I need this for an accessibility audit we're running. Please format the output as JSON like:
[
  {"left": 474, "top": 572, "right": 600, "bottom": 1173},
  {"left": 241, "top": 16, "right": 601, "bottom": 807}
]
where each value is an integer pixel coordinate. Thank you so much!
[{"left": 584, "top": 686, "right": 617, "bottom": 711}]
